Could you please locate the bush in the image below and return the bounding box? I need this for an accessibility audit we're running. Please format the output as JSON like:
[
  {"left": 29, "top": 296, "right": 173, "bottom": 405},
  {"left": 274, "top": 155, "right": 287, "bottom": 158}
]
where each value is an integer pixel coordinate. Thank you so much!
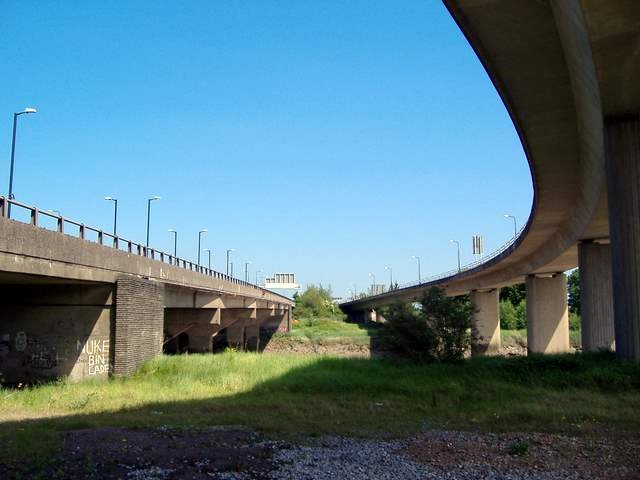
[
  {"left": 569, "top": 312, "right": 581, "bottom": 331},
  {"left": 500, "top": 300, "right": 517, "bottom": 330},
  {"left": 501, "top": 300, "right": 527, "bottom": 330},
  {"left": 515, "top": 300, "right": 527, "bottom": 330},
  {"left": 293, "top": 285, "right": 340, "bottom": 321},
  {"left": 381, "top": 287, "right": 471, "bottom": 363}
]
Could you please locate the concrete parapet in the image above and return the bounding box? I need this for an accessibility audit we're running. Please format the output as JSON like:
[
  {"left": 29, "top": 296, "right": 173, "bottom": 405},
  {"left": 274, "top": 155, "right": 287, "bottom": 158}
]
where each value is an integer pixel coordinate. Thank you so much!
[
  {"left": 112, "top": 276, "right": 164, "bottom": 376},
  {"left": 470, "top": 289, "right": 501, "bottom": 356},
  {"left": 526, "top": 274, "right": 570, "bottom": 354},
  {"left": 578, "top": 242, "right": 614, "bottom": 351},
  {"left": 605, "top": 115, "right": 640, "bottom": 360}
]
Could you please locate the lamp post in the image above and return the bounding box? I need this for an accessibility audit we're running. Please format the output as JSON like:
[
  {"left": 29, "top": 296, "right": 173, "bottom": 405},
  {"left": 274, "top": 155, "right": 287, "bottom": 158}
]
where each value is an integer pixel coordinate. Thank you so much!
[
  {"left": 244, "top": 261, "right": 251, "bottom": 282},
  {"left": 105, "top": 197, "right": 118, "bottom": 235},
  {"left": 204, "top": 248, "right": 212, "bottom": 269},
  {"left": 450, "top": 239, "right": 461, "bottom": 272},
  {"left": 255, "top": 269, "right": 263, "bottom": 285},
  {"left": 412, "top": 255, "right": 421, "bottom": 281},
  {"left": 7, "top": 107, "right": 37, "bottom": 204},
  {"left": 146, "top": 196, "right": 161, "bottom": 249},
  {"left": 230, "top": 262, "right": 234, "bottom": 278},
  {"left": 368, "top": 272, "right": 375, "bottom": 295},
  {"left": 504, "top": 214, "right": 517, "bottom": 239},
  {"left": 226, "top": 249, "right": 235, "bottom": 276},
  {"left": 168, "top": 229, "right": 178, "bottom": 257},
  {"left": 385, "top": 266, "right": 393, "bottom": 289},
  {"left": 197, "top": 229, "right": 208, "bottom": 267}
]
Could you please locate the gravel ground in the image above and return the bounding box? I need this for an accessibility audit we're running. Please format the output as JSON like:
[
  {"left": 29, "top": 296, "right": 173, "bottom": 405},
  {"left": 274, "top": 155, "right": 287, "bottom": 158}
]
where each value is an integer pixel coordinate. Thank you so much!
[{"left": 1, "top": 427, "right": 637, "bottom": 479}]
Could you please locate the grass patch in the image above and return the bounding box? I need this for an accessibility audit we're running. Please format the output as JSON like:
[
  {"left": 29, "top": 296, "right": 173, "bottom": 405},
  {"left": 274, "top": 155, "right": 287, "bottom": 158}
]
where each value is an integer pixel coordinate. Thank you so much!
[
  {"left": 1, "top": 351, "right": 639, "bottom": 464},
  {"left": 276, "top": 317, "right": 379, "bottom": 346}
]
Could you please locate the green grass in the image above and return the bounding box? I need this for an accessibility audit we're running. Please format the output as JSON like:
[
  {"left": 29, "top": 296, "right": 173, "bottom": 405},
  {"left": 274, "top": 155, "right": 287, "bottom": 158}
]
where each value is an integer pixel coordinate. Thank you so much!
[
  {"left": 277, "top": 317, "right": 380, "bottom": 346},
  {"left": 1, "top": 351, "right": 639, "bottom": 465}
]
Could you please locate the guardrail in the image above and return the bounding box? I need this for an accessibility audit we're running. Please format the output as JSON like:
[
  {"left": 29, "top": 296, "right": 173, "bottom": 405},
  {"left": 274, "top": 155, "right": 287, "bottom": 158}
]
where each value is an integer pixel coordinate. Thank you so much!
[
  {"left": 0, "top": 196, "right": 263, "bottom": 292},
  {"left": 342, "top": 223, "right": 528, "bottom": 304}
]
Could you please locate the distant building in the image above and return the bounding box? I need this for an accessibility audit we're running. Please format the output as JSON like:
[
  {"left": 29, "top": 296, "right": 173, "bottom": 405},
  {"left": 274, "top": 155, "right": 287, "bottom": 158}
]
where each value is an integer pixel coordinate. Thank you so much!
[{"left": 264, "top": 273, "right": 300, "bottom": 290}]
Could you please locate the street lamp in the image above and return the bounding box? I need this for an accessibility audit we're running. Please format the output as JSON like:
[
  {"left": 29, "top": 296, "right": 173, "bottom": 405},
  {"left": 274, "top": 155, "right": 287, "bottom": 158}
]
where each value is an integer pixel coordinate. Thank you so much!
[
  {"left": 204, "top": 248, "right": 212, "bottom": 269},
  {"left": 368, "top": 272, "right": 375, "bottom": 295},
  {"left": 8, "top": 107, "right": 37, "bottom": 204},
  {"left": 145, "top": 196, "right": 161, "bottom": 249},
  {"left": 450, "top": 239, "right": 461, "bottom": 273},
  {"left": 255, "top": 268, "right": 263, "bottom": 285},
  {"left": 385, "top": 266, "right": 393, "bottom": 288},
  {"left": 168, "top": 229, "right": 178, "bottom": 257},
  {"left": 244, "top": 261, "right": 251, "bottom": 282},
  {"left": 197, "top": 229, "right": 208, "bottom": 266},
  {"left": 230, "top": 262, "right": 234, "bottom": 278},
  {"left": 412, "top": 255, "right": 421, "bottom": 281},
  {"left": 105, "top": 197, "right": 118, "bottom": 235},
  {"left": 504, "top": 214, "right": 517, "bottom": 239},
  {"left": 226, "top": 249, "right": 235, "bottom": 276}
]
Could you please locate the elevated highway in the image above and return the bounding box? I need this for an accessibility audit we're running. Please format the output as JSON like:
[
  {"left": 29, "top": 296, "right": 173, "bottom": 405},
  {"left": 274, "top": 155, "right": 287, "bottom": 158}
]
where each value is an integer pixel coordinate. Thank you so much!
[
  {"left": 0, "top": 197, "right": 292, "bottom": 381},
  {"left": 342, "top": 0, "right": 640, "bottom": 360}
]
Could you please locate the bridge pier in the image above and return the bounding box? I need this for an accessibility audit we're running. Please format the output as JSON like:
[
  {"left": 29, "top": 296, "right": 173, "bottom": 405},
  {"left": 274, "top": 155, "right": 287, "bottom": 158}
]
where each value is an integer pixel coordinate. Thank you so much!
[
  {"left": 470, "top": 289, "right": 501, "bottom": 356},
  {"left": 164, "top": 308, "right": 221, "bottom": 353},
  {"left": 605, "top": 115, "right": 640, "bottom": 360},
  {"left": 578, "top": 242, "right": 614, "bottom": 351},
  {"left": 112, "top": 277, "right": 165, "bottom": 376},
  {"left": 526, "top": 274, "right": 570, "bottom": 354}
]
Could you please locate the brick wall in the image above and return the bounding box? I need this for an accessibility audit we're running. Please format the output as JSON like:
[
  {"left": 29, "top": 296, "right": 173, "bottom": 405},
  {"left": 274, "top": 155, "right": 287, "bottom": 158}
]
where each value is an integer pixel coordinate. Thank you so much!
[{"left": 112, "top": 276, "right": 165, "bottom": 376}]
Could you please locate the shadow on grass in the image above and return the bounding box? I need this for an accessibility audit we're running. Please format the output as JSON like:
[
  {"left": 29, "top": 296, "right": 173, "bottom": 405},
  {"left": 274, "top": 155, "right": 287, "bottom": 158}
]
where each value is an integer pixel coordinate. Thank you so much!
[{"left": 1, "top": 351, "right": 639, "bottom": 466}]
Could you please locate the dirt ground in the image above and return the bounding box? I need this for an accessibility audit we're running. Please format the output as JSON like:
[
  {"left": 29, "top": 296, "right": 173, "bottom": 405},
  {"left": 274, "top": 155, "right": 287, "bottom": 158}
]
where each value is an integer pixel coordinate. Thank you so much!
[{"left": 2, "top": 427, "right": 638, "bottom": 479}]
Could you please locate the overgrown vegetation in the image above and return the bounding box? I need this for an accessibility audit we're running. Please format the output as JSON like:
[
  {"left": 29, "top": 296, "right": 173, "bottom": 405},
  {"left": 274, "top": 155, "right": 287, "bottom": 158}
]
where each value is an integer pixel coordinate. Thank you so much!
[
  {"left": 275, "top": 317, "right": 379, "bottom": 347},
  {"left": 293, "top": 285, "right": 343, "bottom": 323},
  {"left": 1, "top": 351, "right": 639, "bottom": 465},
  {"left": 380, "top": 287, "right": 471, "bottom": 363}
]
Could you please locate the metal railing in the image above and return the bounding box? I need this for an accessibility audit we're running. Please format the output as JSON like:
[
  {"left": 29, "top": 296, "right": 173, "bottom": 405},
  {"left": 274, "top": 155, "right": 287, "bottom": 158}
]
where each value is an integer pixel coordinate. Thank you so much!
[
  {"left": 0, "top": 196, "right": 264, "bottom": 292},
  {"left": 343, "top": 224, "right": 528, "bottom": 304}
]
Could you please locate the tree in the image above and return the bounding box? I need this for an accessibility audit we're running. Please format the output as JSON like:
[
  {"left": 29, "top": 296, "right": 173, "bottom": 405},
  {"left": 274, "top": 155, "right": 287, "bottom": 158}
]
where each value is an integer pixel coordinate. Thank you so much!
[
  {"left": 293, "top": 285, "right": 340, "bottom": 320},
  {"left": 500, "top": 284, "right": 526, "bottom": 306},
  {"left": 567, "top": 269, "right": 580, "bottom": 314},
  {"left": 381, "top": 287, "right": 471, "bottom": 363}
]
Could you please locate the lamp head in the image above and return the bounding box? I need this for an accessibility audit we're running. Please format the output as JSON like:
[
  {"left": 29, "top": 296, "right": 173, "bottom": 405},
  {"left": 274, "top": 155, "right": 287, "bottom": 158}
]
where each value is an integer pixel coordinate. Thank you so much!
[
  {"left": 168, "top": 229, "right": 176, "bottom": 233},
  {"left": 150, "top": 196, "right": 161, "bottom": 201},
  {"left": 200, "top": 229, "right": 208, "bottom": 233},
  {"left": 23, "top": 107, "right": 37, "bottom": 114},
  {"left": 105, "top": 196, "right": 115, "bottom": 201}
]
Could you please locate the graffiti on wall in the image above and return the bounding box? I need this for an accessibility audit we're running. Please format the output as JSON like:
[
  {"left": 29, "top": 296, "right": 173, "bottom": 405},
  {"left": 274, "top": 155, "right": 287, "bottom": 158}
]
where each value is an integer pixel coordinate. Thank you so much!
[
  {"left": 80, "top": 339, "right": 109, "bottom": 375},
  {"left": 0, "top": 331, "right": 65, "bottom": 375}
]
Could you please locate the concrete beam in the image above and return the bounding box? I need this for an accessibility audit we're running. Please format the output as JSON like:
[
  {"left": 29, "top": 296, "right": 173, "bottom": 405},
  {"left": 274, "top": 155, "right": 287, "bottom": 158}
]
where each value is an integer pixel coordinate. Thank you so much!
[
  {"left": 578, "top": 242, "right": 614, "bottom": 351},
  {"left": 526, "top": 274, "right": 570, "bottom": 354},
  {"left": 470, "top": 289, "right": 501, "bottom": 356},
  {"left": 605, "top": 115, "right": 640, "bottom": 360}
]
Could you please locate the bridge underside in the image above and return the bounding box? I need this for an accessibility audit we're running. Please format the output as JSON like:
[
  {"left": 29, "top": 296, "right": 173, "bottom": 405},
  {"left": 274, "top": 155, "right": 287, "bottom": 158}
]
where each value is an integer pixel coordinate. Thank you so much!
[{"left": 0, "top": 273, "right": 290, "bottom": 383}]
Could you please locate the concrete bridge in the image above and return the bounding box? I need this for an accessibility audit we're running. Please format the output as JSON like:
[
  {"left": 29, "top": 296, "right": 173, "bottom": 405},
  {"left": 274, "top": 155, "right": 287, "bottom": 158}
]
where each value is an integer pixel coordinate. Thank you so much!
[
  {"left": 342, "top": 0, "right": 640, "bottom": 361},
  {"left": 0, "top": 196, "right": 293, "bottom": 382}
]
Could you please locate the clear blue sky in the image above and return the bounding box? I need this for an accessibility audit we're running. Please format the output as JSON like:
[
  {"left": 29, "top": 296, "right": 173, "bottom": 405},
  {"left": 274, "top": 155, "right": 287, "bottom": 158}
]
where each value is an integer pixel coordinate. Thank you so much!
[{"left": 0, "top": 1, "right": 532, "bottom": 298}]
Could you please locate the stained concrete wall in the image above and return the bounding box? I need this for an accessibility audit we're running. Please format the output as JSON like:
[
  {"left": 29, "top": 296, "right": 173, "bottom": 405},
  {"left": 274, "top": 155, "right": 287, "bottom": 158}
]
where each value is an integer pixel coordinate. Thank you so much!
[
  {"left": 526, "top": 274, "right": 570, "bottom": 354},
  {"left": 578, "top": 242, "right": 614, "bottom": 351},
  {"left": 605, "top": 116, "right": 640, "bottom": 360},
  {"left": 0, "top": 284, "right": 113, "bottom": 382}
]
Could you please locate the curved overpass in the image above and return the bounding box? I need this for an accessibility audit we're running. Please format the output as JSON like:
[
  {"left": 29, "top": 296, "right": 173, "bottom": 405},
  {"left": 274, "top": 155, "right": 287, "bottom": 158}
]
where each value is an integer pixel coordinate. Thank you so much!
[{"left": 342, "top": 0, "right": 640, "bottom": 360}]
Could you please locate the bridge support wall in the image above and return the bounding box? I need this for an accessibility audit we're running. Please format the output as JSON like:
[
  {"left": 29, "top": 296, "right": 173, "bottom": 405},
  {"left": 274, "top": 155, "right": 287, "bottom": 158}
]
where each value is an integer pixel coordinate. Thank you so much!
[
  {"left": 0, "top": 285, "right": 113, "bottom": 382},
  {"left": 470, "top": 289, "right": 501, "bottom": 356},
  {"left": 526, "top": 274, "right": 570, "bottom": 354},
  {"left": 605, "top": 115, "right": 640, "bottom": 360},
  {"left": 578, "top": 242, "right": 614, "bottom": 351},
  {"left": 112, "top": 277, "right": 164, "bottom": 376},
  {"left": 164, "top": 308, "right": 221, "bottom": 353}
]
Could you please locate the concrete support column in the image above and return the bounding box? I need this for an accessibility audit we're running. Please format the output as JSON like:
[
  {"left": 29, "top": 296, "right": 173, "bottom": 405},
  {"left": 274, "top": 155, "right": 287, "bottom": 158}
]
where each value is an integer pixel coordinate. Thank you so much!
[
  {"left": 526, "top": 274, "right": 570, "bottom": 354},
  {"left": 578, "top": 242, "right": 614, "bottom": 351},
  {"left": 470, "top": 289, "right": 501, "bottom": 356},
  {"left": 605, "top": 115, "right": 640, "bottom": 360},
  {"left": 112, "top": 277, "right": 165, "bottom": 376},
  {"left": 221, "top": 308, "right": 257, "bottom": 349}
]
